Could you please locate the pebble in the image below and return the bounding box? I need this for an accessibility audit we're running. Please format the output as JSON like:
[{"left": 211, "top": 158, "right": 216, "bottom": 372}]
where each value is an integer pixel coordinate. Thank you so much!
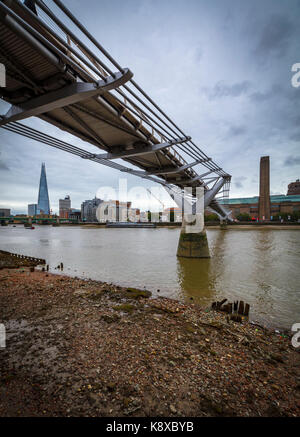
[{"left": 170, "top": 404, "right": 177, "bottom": 413}]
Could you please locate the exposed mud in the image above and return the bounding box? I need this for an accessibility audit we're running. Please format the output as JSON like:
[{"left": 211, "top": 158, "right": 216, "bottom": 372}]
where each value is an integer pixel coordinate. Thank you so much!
[{"left": 0, "top": 267, "right": 299, "bottom": 417}]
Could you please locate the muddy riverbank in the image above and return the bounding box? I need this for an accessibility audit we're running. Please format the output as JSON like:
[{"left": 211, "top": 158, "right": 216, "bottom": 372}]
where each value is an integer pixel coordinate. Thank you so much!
[
  {"left": 1, "top": 226, "right": 300, "bottom": 330},
  {"left": 0, "top": 261, "right": 300, "bottom": 417}
]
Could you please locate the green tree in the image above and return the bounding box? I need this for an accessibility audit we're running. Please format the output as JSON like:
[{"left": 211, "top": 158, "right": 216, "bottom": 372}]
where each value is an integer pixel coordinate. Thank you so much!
[
  {"left": 205, "top": 213, "right": 219, "bottom": 222},
  {"left": 236, "top": 213, "right": 251, "bottom": 222},
  {"left": 272, "top": 211, "right": 300, "bottom": 222}
]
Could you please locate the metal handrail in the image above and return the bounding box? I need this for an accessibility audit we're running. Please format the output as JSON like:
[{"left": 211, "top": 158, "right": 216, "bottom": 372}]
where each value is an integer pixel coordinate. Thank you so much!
[{"left": 0, "top": 0, "right": 231, "bottom": 188}]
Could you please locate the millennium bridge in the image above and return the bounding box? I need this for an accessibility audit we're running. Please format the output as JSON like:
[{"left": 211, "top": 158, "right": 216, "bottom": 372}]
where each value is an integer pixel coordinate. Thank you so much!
[{"left": 0, "top": 0, "right": 232, "bottom": 257}]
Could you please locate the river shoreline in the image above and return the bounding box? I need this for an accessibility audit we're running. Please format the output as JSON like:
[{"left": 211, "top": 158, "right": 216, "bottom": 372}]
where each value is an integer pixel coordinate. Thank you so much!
[
  {"left": 3, "top": 222, "right": 300, "bottom": 229},
  {"left": 0, "top": 254, "right": 300, "bottom": 417},
  {"left": 1, "top": 228, "right": 299, "bottom": 332}
]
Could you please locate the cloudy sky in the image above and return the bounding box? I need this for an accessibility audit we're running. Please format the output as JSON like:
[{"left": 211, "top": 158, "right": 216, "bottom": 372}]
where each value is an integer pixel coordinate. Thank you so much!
[{"left": 0, "top": 0, "right": 300, "bottom": 214}]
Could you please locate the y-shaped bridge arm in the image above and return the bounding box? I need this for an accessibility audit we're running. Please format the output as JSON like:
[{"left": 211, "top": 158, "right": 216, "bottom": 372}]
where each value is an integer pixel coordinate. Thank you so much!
[
  {"left": 204, "top": 178, "right": 233, "bottom": 220},
  {"left": 164, "top": 177, "right": 232, "bottom": 221},
  {"left": 209, "top": 200, "right": 233, "bottom": 221}
]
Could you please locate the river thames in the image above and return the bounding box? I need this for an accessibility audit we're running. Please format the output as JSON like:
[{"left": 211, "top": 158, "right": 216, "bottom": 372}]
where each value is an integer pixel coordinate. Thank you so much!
[{"left": 1, "top": 225, "right": 299, "bottom": 330}]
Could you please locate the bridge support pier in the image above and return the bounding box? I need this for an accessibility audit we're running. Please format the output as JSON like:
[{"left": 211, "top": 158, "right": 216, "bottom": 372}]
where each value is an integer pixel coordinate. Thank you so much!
[
  {"left": 220, "top": 221, "right": 227, "bottom": 230},
  {"left": 164, "top": 180, "right": 232, "bottom": 258},
  {"left": 177, "top": 217, "right": 210, "bottom": 258}
]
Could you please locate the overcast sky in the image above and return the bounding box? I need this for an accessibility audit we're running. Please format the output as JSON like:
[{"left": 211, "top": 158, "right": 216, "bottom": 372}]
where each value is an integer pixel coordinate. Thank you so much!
[{"left": 0, "top": 0, "right": 300, "bottom": 214}]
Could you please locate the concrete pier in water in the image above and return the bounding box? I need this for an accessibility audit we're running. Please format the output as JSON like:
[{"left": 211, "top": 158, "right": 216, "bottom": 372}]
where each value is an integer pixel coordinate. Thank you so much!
[{"left": 177, "top": 214, "right": 210, "bottom": 258}]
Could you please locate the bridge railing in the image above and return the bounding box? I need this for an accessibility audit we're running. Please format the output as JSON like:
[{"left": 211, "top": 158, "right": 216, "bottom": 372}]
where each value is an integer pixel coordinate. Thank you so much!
[
  {"left": 0, "top": 0, "right": 231, "bottom": 219},
  {"left": 10, "top": 0, "right": 230, "bottom": 184}
]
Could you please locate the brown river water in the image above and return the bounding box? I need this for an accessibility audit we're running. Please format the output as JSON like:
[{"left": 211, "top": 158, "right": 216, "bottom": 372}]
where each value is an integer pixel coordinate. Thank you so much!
[{"left": 1, "top": 225, "right": 299, "bottom": 330}]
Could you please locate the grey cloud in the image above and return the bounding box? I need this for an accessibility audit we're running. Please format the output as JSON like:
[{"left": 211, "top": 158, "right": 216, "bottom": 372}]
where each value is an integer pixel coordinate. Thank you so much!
[
  {"left": 234, "top": 176, "right": 247, "bottom": 189},
  {"left": 284, "top": 156, "right": 300, "bottom": 167},
  {"left": 0, "top": 161, "right": 9, "bottom": 171},
  {"left": 205, "top": 81, "right": 252, "bottom": 100},
  {"left": 250, "top": 84, "right": 283, "bottom": 102},
  {"left": 289, "top": 131, "right": 300, "bottom": 142},
  {"left": 193, "top": 47, "right": 203, "bottom": 62},
  {"left": 290, "top": 115, "right": 300, "bottom": 129},
  {"left": 247, "top": 80, "right": 300, "bottom": 140},
  {"left": 227, "top": 125, "right": 247, "bottom": 137},
  {"left": 255, "top": 14, "right": 295, "bottom": 58},
  {"left": 250, "top": 83, "right": 299, "bottom": 103}
]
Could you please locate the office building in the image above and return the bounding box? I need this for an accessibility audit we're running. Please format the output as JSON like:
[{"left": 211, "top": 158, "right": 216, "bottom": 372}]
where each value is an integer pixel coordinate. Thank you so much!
[
  {"left": 81, "top": 197, "right": 103, "bottom": 222},
  {"left": 28, "top": 204, "right": 37, "bottom": 216},
  {"left": 0, "top": 208, "right": 10, "bottom": 217},
  {"left": 59, "top": 195, "right": 71, "bottom": 218}
]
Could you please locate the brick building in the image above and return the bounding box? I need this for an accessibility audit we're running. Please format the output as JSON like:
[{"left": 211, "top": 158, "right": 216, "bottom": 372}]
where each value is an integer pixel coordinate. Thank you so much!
[
  {"left": 59, "top": 195, "right": 71, "bottom": 219},
  {"left": 220, "top": 194, "right": 300, "bottom": 220},
  {"left": 218, "top": 157, "right": 300, "bottom": 220},
  {"left": 287, "top": 180, "right": 300, "bottom": 196}
]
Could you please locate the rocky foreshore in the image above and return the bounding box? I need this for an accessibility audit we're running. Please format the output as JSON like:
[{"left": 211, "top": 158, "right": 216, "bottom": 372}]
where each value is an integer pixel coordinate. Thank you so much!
[{"left": 0, "top": 262, "right": 299, "bottom": 417}]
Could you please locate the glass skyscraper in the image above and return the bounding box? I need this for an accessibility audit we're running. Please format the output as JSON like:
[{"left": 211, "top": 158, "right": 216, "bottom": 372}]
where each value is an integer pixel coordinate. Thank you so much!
[
  {"left": 28, "top": 204, "right": 37, "bottom": 216},
  {"left": 37, "top": 163, "right": 50, "bottom": 215}
]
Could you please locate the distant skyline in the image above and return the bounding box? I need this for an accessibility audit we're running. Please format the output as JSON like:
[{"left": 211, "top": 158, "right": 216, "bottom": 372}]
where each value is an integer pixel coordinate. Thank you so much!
[
  {"left": 0, "top": 0, "right": 300, "bottom": 214},
  {"left": 3, "top": 158, "right": 297, "bottom": 216}
]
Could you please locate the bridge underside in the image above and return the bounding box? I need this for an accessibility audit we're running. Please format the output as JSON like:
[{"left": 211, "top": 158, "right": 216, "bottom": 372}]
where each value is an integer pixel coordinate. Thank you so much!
[{"left": 0, "top": 0, "right": 232, "bottom": 256}]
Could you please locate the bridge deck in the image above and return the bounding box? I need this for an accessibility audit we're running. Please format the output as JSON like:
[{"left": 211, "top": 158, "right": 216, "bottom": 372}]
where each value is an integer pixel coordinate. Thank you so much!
[{"left": 0, "top": 0, "right": 231, "bottom": 217}]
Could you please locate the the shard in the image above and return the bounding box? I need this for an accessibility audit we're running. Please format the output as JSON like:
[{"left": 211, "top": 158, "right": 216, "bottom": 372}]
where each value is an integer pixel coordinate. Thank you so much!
[{"left": 37, "top": 163, "right": 50, "bottom": 215}]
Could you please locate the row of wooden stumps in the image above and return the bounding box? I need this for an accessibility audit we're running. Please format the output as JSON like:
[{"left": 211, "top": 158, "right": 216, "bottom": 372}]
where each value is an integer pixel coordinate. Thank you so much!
[
  {"left": 55, "top": 262, "right": 64, "bottom": 271},
  {"left": 0, "top": 249, "right": 45, "bottom": 265},
  {"left": 211, "top": 298, "right": 250, "bottom": 323},
  {"left": 40, "top": 262, "right": 63, "bottom": 272}
]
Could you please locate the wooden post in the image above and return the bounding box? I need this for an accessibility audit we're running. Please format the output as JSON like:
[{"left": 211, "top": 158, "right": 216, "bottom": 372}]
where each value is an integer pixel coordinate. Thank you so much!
[
  {"left": 244, "top": 303, "right": 250, "bottom": 317},
  {"left": 238, "top": 301, "right": 244, "bottom": 315}
]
